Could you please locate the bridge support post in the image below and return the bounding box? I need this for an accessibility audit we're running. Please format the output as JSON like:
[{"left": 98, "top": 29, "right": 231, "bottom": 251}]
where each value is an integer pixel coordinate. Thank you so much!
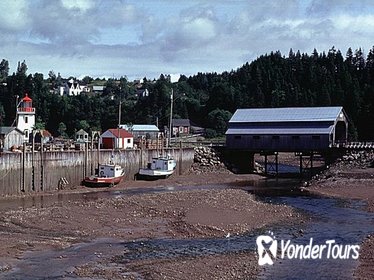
[
  {"left": 275, "top": 152, "right": 278, "bottom": 175},
  {"left": 261, "top": 152, "right": 279, "bottom": 176},
  {"left": 264, "top": 154, "right": 268, "bottom": 175},
  {"left": 296, "top": 151, "right": 316, "bottom": 177}
]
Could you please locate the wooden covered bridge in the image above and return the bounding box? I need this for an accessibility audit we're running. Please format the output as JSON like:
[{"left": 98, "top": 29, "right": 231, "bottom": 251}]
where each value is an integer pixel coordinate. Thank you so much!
[{"left": 225, "top": 106, "right": 348, "bottom": 174}]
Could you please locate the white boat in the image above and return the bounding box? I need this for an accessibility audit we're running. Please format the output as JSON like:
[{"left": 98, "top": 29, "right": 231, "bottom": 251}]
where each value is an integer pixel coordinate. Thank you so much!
[
  {"left": 138, "top": 155, "right": 177, "bottom": 179},
  {"left": 82, "top": 163, "right": 125, "bottom": 187}
]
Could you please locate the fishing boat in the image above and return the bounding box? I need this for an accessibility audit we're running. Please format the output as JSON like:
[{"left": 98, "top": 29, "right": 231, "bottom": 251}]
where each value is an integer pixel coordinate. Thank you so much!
[
  {"left": 137, "top": 155, "right": 176, "bottom": 179},
  {"left": 82, "top": 163, "right": 125, "bottom": 187}
]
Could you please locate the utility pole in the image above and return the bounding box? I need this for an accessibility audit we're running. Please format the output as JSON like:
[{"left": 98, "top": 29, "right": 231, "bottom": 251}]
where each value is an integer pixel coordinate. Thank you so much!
[
  {"left": 117, "top": 87, "right": 122, "bottom": 150},
  {"left": 169, "top": 89, "right": 173, "bottom": 147}
]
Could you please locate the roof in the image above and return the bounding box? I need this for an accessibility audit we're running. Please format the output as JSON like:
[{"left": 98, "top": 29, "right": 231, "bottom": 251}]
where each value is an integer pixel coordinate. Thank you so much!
[
  {"left": 172, "top": 119, "right": 190, "bottom": 126},
  {"left": 39, "top": 129, "right": 52, "bottom": 138},
  {"left": 0, "top": 127, "right": 15, "bottom": 135},
  {"left": 22, "top": 94, "right": 32, "bottom": 102},
  {"left": 229, "top": 107, "right": 344, "bottom": 123},
  {"left": 107, "top": 128, "right": 133, "bottom": 138},
  {"left": 226, "top": 125, "right": 334, "bottom": 135},
  {"left": 0, "top": 127, "right": 23, "bottom": 135},
  {"left": 120, "top": 124, "right": 159, "bottom": 132},
  {"left": 92, "top": 85, "right": 105, "bottom": 91},
  {"left": 76, "top": 129, "right": 88, "bottom": 135}
]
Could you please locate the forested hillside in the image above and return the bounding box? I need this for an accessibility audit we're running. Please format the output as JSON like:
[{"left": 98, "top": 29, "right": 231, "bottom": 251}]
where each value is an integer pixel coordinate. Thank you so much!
[{"left": 0, "top": 46, "right": 373, "bottom": 140}]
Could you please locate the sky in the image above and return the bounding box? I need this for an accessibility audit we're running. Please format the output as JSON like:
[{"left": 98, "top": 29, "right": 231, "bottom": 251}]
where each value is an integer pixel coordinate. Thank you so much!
[{"left": 1, "top": 0, "right": 374, "bottom": 81}]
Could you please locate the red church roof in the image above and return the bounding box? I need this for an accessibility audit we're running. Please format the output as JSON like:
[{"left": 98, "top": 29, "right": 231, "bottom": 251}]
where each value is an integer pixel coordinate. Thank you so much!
[{"left": 108, "top": 128, "right": 133, "bottom": 138}]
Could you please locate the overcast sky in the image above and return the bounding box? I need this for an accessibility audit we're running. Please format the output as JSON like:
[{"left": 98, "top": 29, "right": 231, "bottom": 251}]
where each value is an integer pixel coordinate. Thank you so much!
[{"left": 1, "top": 0, "right": 374, "bottom": 81}]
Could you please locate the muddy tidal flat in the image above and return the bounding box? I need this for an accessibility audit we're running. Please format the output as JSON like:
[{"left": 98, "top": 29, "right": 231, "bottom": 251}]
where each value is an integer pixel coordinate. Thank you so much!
[
  {"left": 1, "top": 159, "right": 373, "bottom": 280},
  {"left": 0, "top": 173, "right": 302, "bottom": 279},
  {"left": 308, "top": 165, "right": 374, "bottom": 280}
]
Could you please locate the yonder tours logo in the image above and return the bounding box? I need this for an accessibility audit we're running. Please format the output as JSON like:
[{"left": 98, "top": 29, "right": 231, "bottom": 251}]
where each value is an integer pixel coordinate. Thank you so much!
[{"left": 256, "top": 232, "right": 360, "bottom": 266}]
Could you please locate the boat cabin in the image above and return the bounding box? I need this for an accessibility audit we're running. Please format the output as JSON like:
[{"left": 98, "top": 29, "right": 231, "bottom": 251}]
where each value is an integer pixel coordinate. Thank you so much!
[
  {"left": 149, "top": 157, "right": 176, "bottom": 171},
  {"left": 98, "top": 164, "right": 123, "bottom": 178}
]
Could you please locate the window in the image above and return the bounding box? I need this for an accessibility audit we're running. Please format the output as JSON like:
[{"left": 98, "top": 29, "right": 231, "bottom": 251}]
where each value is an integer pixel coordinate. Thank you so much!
[
  {"left": 25, "top": 116, "right": 28, "bottom": 123},
  {"left": 24, "top": 130, "right": 28, "bottom": 138},
  {"left": 234, "top": 135, "right": 241, "bottom": 140},
  {"left": 127, "top": 139, "right": 131, "bottom": 144}
]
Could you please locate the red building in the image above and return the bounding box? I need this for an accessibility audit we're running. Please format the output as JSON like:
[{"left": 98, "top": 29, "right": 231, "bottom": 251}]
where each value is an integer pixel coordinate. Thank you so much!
[{"left": 100, "top": 128, "right": 133, "bottom": 149}]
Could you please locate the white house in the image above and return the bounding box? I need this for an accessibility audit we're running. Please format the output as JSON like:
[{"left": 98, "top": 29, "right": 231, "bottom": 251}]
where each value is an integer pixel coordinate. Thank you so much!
[
  {"left": 59, "top": 79, "right": 89, "bottom": 96},
  {"left": 100, "top": 128, "right": 134, "bottom": 149}
]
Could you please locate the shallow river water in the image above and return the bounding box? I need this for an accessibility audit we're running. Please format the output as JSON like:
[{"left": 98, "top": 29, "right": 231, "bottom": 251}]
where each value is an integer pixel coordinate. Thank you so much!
[{"left": 2, "top": 179, "right": 374, "bottom": 279}]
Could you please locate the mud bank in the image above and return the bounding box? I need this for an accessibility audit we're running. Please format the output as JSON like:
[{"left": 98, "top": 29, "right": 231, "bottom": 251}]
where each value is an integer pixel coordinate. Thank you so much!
[
  {"left": 308, "top": 164, "right": 374, "bottom": 280},
  {"left": 0, "top": 172, "right": 302, "bottom": 279}
]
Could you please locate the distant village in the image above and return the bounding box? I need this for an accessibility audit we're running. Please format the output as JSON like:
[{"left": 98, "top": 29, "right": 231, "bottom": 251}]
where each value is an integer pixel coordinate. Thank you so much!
[
  {"left": 0, "top": 75, "right": 205, "bottom": 153},
  {"left": 51, "top": 76, "right": 151, "bottom": 98}
]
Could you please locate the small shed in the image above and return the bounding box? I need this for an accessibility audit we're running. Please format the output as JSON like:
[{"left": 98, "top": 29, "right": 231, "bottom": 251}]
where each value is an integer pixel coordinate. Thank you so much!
[
  {"left": 172, "top": 119, "right": 191, "bottom": 137},
  {"left": 76, "top": 129, "right": 89, "bottom": 143},
  {"left": 0, "top": 127, "right": 24, "bottom": 151},
  {"left": 100, "top": 128, "right": 133, "bottom": 149},
  {"left": 120, "top": 124, "right": 160, "bottom": 139},
  {"left": 226, "top": 107, "right": 348, "bottom": 152}
]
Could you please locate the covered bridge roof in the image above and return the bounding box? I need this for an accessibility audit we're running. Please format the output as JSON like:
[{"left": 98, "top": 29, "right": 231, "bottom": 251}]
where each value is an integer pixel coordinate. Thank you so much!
[
  {"left": 229, "top": 107, "right": 344, "bottom": 123},
  {"left": 226, "top": 107, "right": 348, "bottom": 151},
  {"left": 226, "top": 126, "right": 334, "bottom": 135}
]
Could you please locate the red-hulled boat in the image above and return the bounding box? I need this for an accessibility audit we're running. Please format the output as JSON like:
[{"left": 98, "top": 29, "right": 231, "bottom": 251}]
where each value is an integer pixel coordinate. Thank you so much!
[{"left": 82, "top": 163, "right": 125, "bottom": 187}]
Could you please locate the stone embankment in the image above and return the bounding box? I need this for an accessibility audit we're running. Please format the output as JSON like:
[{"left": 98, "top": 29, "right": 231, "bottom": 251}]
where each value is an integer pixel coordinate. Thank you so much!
[
  {"left": 310, "top": 150, "right": 374, "bottom": 183},
  {"left": 188, "top": 146, "right": 230, "bottom": 174},
  {"left": 339, "top": 150, "right": 374, "bottom": 168}
]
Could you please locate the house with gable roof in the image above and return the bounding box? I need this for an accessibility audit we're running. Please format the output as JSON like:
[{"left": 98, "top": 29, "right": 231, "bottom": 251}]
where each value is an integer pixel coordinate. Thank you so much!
[
  {"left": 100, "top": 128, "right": 134, "bottom": 149},
  {"left": 0, "top": 127, "right": 24, "bottom": 151}
]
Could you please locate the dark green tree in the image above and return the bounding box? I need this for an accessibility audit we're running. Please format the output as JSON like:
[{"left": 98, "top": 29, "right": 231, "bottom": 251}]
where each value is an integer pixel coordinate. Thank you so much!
[
  {"left": 0, "top": 59, "right": 9, "bottom": 82},
  {"left": 207, "top": 109, "right": 232, "bottom": 135}
]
